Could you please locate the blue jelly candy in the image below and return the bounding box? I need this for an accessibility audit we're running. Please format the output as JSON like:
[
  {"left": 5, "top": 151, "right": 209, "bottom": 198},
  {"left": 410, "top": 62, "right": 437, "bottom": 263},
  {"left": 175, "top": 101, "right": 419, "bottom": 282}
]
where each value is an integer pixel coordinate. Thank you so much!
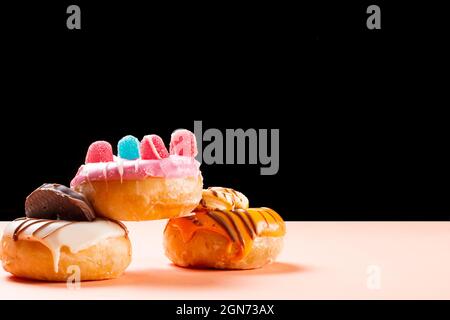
[{"left": 118, "top": 135, "right": 140, "bottom": 160}]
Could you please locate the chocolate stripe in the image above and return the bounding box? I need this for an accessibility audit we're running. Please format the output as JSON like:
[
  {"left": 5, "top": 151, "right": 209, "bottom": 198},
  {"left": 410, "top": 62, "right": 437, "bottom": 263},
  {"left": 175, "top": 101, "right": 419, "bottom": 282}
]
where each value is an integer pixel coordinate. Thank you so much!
[
  {"left": 211, "top": 189, "right": 219, "bottom": 198},
  {"left": 103, "top": 218, "right": 129, "bottom": 234},
  {"left": 32, "top": 220, "right": 62, "bottom": 237},
  {"left": 256, "top": 209, "right": 270, "bottom": 228},
  {"left": 13, "top": 219, "right": 48, "bottom": 240},
  {"left": 206, "top": 211, "right": 237, "bottom": 242},
  {"left": 11, "top": 218, "right": 127, "bottom": 241},
  {"left": 12, "top": 219, "right": 31, "bottom": 240},
  {"left": 217, "top": 210, "right": 245, "bottom": 247},
  {"left": 230, "top": 210, "right": 255, "bottom": 239},
  {"left": 240, "top": 209, "right": 258, "bottom": 235},
  {"left": 222, "top": 192, "right": 228, "bottom": 202},
  {"left": 228, "top": 188, "right": 239, "bottom": 197},
  {"left": 40, "top": 221, "right": 75, "bottom": 239},
  {"left": 261, "top": 207, "right": 279, "bottom": 224}
]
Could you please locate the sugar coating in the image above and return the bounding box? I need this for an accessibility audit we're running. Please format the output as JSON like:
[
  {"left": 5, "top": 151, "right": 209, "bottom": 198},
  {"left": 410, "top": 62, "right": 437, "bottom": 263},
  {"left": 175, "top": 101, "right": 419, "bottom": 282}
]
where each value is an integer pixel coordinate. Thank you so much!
[
  {"left": 170, "top": 129, "right": 198, "bottom": 157},
  {"left": 85, "top": 141, "right": 114, "bottom": 163},
  {"left": 140, "top": 135, "right": 169, "bottom": 160},
  {"left": 118, "top": 135, "right": 140, "bottom": 160}
]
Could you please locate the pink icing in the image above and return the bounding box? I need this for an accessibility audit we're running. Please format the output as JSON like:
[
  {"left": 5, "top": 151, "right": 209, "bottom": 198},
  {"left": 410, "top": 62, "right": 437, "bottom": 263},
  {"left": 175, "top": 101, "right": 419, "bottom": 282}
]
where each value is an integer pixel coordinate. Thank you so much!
[{"left": 70, "top": 155, "right": 201, "bottom": 188}]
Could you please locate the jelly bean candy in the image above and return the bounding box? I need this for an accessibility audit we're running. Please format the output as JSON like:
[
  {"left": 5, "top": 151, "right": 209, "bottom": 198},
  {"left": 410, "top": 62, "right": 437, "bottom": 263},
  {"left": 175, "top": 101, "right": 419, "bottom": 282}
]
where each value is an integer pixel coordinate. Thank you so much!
[
  {"left": 85, "top": 141, "right": 114, "bottom": 163},
  {"left": 118, "top": 135, "right": 140, "bottom": 160},
  {"left": 140, "top": 135, "right": 169, "bottom": 160},
  {"left": 170, "top": 129, "right": 197, "bottom": 157}
]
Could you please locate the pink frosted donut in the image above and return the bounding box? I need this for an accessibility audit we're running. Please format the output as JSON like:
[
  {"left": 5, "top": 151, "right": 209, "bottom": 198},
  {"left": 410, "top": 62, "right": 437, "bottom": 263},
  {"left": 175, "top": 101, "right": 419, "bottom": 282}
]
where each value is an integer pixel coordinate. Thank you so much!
[{"left": 71, "top": 130, "right": 203, "bottom": 221}]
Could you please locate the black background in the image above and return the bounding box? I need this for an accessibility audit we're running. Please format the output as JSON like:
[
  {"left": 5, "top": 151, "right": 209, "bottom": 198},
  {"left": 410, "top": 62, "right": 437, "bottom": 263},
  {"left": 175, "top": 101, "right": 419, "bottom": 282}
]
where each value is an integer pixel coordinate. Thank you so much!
[
  {"left": 1, "top": 1, "right": 448, "bottom": 221},
  {"left": 0, "top": 300, "right": 447, "bottom": 319}
]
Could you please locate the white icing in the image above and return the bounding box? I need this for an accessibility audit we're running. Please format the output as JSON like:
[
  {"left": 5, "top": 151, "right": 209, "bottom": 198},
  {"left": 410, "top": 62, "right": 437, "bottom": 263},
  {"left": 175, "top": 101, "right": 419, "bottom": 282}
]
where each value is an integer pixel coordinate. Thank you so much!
[
  {"left": 103, "top": 162, "right": 109, "bottom": 191},
  {"left": 117, "top": 158, "right": 124, "bottom": 183},
  {"left": 3, "top": 219, "right": 126, "bottom": 273},
  {"left": 86, "top": 173, "right": 93, "bottom": 190},
  {"left": 103, "top": 163, "right": 108, "bottom": 180}
]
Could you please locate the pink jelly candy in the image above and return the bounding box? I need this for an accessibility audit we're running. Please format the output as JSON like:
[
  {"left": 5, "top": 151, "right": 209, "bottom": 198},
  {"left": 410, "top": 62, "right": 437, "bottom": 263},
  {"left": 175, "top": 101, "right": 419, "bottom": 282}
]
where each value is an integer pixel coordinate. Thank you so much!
[
  {"left": 85, "top": 141, "right": 114, "bottom": 163},
  {"left": 170, "top": 129, "right": 197, "bottom": 157},
  {"left": 140, "top": 135, "right": 169, "bottom": 160}
]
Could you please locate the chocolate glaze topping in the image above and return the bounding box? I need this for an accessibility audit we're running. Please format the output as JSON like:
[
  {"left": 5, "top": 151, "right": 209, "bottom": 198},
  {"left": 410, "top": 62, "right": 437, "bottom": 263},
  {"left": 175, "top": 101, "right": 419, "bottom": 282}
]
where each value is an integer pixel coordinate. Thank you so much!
[{"left": 25, "top": 183, "right": 96, "bottom": 221}]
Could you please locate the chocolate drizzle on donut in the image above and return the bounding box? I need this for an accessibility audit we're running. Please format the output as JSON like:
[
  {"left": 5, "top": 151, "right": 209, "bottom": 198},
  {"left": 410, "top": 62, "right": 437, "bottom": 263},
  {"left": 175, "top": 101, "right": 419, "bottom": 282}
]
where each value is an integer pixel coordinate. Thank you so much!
[
  {"left": 199, "top": 187, "right": 248, "bottom": 211},
  {"left": 261, "top": 207, "right": 281, "bottom": 224},
  {"left": 227, "top": 188, "right": 237, "bottom": 196},
  {"left": 102, "top": 217, "right": 129, "bottom": 235},
  {"left": 13, "top": 218, "right": 62, "bottom": 240},
  {"left": 33, "top": 220, "right": 58, "bottom": 235},
  {"left": 205, "top": 209, "right": 283, "bottom": 248},
  {"left": 256, "top": 209, "right": 270, "bottom": 227},
  {"left": 214, "top": 208, "right": 283, "bottom": 239},
  {"left": 238, "top": 209, "right": 258, "bottom": 234},
  {"left": 38, "top": 221, "right": 75, "bottom": 239},
  {"left": 185, "top": 215, "right": 203, "bottom": 226},
  {"left": 206, "top": 211, "right": 237, "bottom": 242},
  {"left": 10, "top": 217, "right": 128, "bottom": 241},
  {"left": 229, "top": 210, "right": 255, "bottom": 240},
  {"left": 219, "top": 210, "right": 245, "bottom": 247},
  {"left": 12, "top": 218, "right": 35, "bottom": 240},
  {"left": 210, "top": 189, "right": 219, "bottom": 197},
  {"left": 14, "top": 220, "right": 44, "bottom": 240}
]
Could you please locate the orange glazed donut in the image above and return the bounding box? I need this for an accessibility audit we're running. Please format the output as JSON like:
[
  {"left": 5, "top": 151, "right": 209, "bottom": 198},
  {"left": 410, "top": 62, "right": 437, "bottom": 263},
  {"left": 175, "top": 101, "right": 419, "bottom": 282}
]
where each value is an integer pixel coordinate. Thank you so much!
[{"left": 164, "top": 207, "right": 285, "bottom": 269}]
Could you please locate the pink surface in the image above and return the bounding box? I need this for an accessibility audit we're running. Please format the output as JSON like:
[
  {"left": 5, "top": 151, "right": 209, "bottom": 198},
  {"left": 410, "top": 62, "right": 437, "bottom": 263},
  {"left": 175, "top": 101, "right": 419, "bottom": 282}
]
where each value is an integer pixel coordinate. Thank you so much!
[
  {"left": 70, "top": 155, "right": 201, "bottom": 187},
  {"left": 1, "top": 221, "right": 449, "bottom": 300}
]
